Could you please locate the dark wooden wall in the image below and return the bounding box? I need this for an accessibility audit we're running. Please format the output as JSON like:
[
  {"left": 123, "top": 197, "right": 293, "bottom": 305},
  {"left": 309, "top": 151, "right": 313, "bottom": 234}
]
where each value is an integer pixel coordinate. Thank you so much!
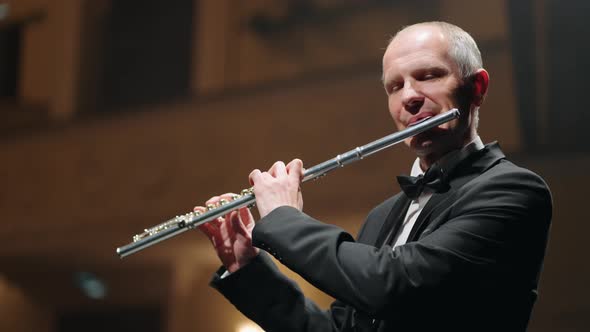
[{"left": 1, "top": 0, "right": 587, "bottom": 331}]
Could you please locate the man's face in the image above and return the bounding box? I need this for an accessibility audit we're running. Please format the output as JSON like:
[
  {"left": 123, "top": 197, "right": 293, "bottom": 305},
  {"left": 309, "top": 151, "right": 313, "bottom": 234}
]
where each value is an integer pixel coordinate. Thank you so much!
[{"left": 382, "top": 26, "right": 474, "bottom": 160}]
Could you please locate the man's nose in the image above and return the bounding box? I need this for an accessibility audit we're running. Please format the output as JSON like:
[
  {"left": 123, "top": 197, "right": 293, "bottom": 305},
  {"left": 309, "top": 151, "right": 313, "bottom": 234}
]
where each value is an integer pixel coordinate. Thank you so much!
[{"left": 401, "top": 83, "right": 424, "bottom": 113}]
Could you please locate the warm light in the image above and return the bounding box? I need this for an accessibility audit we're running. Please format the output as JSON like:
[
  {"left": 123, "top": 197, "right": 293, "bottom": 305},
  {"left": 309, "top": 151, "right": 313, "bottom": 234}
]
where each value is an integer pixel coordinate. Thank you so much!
[
  {"left": 0, "top": 4, "right": 8, "bottom": 20},
  {"left": 237, "top": 322, "right": 264, "bottom": 332}
]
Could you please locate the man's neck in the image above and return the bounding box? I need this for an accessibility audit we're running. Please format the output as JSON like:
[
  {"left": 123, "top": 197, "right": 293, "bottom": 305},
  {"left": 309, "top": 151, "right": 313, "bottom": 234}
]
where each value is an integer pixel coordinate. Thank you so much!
[
  {"left": 418, "top": 133, "right": 480, "bottom": 171},
  {"left": 419, "top": 153, "right": 444, "bottom": 171}
]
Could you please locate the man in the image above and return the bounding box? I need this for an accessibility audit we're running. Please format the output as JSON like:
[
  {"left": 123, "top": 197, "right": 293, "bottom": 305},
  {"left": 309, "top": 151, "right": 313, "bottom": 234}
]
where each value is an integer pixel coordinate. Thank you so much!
[{"left": 196, "top": 21, "right": 552, "bottom": 331}]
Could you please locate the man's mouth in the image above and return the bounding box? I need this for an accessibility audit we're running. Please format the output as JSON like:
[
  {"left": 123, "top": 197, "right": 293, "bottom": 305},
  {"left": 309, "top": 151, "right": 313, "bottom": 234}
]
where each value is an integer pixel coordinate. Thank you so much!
[{"left": 407, "top": 113, "right": 435, "bottom": 127}]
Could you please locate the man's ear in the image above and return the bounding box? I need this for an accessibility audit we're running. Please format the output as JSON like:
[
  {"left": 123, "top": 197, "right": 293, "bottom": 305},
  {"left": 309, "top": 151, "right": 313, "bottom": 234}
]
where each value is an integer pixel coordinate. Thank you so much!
[{"left": 472, "top": 69, "right": 489, "bottom": 106}]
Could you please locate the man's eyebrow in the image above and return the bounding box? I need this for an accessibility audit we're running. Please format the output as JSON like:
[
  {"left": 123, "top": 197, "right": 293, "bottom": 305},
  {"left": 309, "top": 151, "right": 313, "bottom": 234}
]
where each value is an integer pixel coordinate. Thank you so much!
[{"left": 413, "top": 65, "right": 449, "bottom": 74}]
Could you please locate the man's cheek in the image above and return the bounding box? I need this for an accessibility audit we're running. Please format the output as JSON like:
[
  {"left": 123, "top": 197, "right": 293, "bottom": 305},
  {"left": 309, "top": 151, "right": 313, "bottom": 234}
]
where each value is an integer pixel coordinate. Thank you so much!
[{"left": 390, "top": 114, "right": 404, "bottom": 130}]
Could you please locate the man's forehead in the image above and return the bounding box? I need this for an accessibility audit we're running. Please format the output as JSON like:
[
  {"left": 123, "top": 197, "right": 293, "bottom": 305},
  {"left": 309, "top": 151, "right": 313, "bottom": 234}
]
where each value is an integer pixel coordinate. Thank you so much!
[
  {"left": 381, "top": 26, "right": 455, "bottom": 83},
  {"left": 387, "top": 25, "right": 448, "bottom": 53},
  {"left": 383, "top": 26, "right": 449, "bottom": 65}
]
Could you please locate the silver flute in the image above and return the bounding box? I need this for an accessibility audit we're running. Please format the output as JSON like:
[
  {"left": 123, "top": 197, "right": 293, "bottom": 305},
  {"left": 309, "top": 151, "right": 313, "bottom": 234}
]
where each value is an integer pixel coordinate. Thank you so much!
[{"left": 116, "top": 109, "right": 460, "bottom": 258}]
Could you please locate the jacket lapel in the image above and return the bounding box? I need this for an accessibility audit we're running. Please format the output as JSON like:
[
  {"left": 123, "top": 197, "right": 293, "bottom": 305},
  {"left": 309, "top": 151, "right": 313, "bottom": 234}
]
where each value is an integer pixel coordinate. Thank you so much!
[{"left": 406, "top": 143, "right": 506, "bottom": 242}]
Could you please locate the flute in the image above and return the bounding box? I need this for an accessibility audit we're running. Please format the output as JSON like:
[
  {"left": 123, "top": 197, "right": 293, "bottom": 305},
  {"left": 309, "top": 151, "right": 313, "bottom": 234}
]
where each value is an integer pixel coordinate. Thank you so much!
[{"left": 116, "top": 109, "right": 460, "bottom": 258}]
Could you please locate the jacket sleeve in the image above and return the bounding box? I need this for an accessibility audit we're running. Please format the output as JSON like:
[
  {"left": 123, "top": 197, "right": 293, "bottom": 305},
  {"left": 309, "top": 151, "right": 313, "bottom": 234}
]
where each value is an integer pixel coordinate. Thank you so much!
[
  {"left": 251, "top": 165, "right": 552, "bottom": 318},
  {"left": 210, "top": 251, "right": 351, "bottom": 332}
]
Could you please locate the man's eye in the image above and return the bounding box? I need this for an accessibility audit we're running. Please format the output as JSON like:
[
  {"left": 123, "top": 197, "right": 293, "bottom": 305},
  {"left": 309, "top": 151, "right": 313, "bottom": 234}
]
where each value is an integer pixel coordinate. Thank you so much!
[
  {"left": 422, "top": 73, "right": 437, "bottom": 80},
  {"left": 420, "top": 69, "right": 447, "bottom": 81},
  {"left": 389, "top": 83, "right": 402, "bottom": 93}
]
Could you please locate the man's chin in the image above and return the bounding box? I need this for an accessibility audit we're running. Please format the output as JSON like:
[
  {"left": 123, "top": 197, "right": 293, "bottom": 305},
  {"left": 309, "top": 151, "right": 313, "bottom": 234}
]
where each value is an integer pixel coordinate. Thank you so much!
[
  {"left": 409, "top": 128, "right": 457, "bottom": 155},
  {"left": 410, "top": 136, "right": 435, "bottom": 154}
]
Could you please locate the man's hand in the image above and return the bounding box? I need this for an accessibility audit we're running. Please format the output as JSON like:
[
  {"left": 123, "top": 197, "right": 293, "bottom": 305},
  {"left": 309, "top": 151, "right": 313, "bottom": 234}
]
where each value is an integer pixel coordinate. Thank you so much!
[
  {"left": 249, "top": 159, "right": 304, "bottom": 218},
  {"left": 196, "top": 193, "right": 259, "bottom": 273}
]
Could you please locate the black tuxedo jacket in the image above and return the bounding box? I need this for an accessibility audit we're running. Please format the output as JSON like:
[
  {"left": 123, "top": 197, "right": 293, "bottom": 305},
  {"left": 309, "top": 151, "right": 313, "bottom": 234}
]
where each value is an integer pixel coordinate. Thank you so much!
[{"left": 211, "top": 144, "right": 552, "bottom": 332}]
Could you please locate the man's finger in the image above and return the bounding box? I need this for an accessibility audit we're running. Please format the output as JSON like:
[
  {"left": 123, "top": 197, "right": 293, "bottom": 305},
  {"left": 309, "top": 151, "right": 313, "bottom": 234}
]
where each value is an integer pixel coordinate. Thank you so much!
[
  {"left": 229, "top": 210, "right": 248, "bottom": 237},
  {"left": 249, "top": 169, "right": 261, "bottom": 186},
  {"left": 269, "top": 161, "right": 287, "bottom": 177},
  {"left": 198, "top": 222, "right": 217, "bottom": 238},
  {"left": 206, "top": 196, "right": 220, "bottom": 206},
  {"left": 238, "top": 207, "right": 254, "bottom": 228},
  {"left": 194, "top": 206, "right": 215, "bottom": 233},
  {"left": 286, "top": 158, "right": 304, "bottom": 182}
]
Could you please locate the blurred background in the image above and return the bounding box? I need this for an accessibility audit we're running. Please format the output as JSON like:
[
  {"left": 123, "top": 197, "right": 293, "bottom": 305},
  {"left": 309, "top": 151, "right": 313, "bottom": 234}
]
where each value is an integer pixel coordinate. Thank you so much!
[{"left": 1, "top": 0, "right": 588, "bottom": 331}]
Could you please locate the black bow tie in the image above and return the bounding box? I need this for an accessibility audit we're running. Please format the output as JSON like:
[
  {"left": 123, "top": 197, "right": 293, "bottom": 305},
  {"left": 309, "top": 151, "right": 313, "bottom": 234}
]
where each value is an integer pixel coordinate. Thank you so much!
[{"left": 397, "top": 166, "right": 448, "bottom": 199}]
